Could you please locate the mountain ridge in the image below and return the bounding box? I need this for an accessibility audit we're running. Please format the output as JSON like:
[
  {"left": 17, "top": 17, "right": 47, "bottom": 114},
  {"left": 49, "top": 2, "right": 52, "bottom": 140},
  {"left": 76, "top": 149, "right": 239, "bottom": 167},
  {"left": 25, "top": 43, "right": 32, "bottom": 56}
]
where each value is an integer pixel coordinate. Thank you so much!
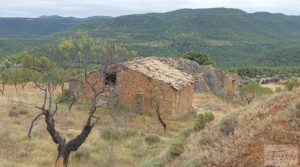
[{"left": 1, "top": 8, "right": 300, "bottom": 67}]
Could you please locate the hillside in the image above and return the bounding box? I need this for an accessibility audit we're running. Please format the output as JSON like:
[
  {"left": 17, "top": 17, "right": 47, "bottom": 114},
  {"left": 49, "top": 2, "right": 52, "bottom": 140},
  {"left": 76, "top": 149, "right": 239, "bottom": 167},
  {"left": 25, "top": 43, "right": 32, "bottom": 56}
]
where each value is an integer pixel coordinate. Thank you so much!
[
  {"left": 0, "top": 16, "right": 111, "bottom": 58},
  {"left": 77, "top": 8, "right": 300, "bottom": 67},
  {"left": 162, "top": 88, "right": 300, "bottom": 166},
  {"left": 1, "top": 8, "right": 300, "bottom": 67}
]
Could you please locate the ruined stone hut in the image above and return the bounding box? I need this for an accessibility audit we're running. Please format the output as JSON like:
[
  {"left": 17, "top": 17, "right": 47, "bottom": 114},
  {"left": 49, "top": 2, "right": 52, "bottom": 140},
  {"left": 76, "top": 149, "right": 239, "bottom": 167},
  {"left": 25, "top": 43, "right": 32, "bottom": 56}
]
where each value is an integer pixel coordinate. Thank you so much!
[{"left": 69, "top": 57, "right": 194, "bottom": 118}]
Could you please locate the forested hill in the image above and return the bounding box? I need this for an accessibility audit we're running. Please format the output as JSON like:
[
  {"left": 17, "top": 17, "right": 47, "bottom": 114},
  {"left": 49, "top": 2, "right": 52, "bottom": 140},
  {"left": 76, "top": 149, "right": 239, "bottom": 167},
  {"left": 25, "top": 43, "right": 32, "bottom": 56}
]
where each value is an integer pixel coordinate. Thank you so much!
[
  {"left": 76, "top": 8, "right": 300, "bottom": 67},
  {"left": 1, "top": 8, "right": 300, "bottom": 67},
  {"left": 0, "top": 15, "right": 111, "bottom": 37}
]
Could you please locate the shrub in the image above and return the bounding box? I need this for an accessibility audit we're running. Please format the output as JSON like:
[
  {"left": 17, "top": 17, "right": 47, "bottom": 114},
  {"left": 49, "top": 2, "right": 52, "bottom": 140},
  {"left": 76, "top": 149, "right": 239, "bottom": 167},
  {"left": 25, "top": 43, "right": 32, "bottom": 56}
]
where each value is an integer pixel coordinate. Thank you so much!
[
  {"left": 18, "top": 109, "right": 29, "bottom": 115},
  {"left": 179, "top": 127, "right": 194, "bottom": 138},
  {"left": 285, "top": 78, "right": 300, "bottom": 91},
  {"left": 275, "top": 87, "right": 283, "bottom": 92},
  {"left": 73, "top": 147, "right": 90, "bottom": 161},
  {"left": 297, "top": 102, "right": 300, "bottom": 111},
  {"left": 56, "top": 90, "right": 76, "bottom": 104},
  {"left": 193, "top": 112, "right": 214, "bottom": 131},
  {"left": 145, "top": 135, "right": 160, "bottom": 145},
  {"left": 8, "top": 111, "right": 19, "bottom": 117},
  {"left": 219, "top": 113, "right": 238, "bottom": 136},
  {"left": 198, "top": 131, "right": 213, "bottom": 145},
  {"left": 184, "top": 157, "right": 203, "bottom": 167},
  {"left": 182, "top": 52, "right": 215, "bottom": 66},
  {"left": 168, "top": 136, "right": 185, "bottom": 158},
  {"left": 240, "top": 81, "right": 273, "bottom": 104},
  {"left": 295, "top": 102, "right": 300, "bottom": 118},
  {"left": 100, "top": 127, "right": 120, "bottom": 141},
  {"left": 100, "top": 127, "right": 137, "bottom": 141},
  {"left": 141, "top": 158, "right": 163, "bottom": 167}
]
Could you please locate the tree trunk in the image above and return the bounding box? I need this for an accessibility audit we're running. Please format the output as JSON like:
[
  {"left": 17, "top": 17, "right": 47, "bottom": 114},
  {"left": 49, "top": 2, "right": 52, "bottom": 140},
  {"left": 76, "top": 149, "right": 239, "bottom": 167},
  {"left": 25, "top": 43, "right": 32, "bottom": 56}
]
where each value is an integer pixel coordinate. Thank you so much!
[
  {"left": 61, "top": 83, "right": 65, "bottom": 92},
  {"left": 55, "top": 155, "right": 66, "bottom": 167},
  {"left": 156, "top": 105, "right": 167, "bottom": 132},
  {"left": 55, "top": 152, "right": 70, "bottom": 167},
  {"left": 55, "top": 144, "right": 70, "bottom": 167}
]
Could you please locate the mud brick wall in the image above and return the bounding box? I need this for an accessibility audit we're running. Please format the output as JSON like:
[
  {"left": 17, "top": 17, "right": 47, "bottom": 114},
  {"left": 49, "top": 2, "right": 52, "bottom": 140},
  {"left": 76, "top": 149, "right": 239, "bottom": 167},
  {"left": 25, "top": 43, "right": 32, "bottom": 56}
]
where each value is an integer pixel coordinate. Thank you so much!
[{"left": 69, "top": 67, "right": 194, "bottom": 118}]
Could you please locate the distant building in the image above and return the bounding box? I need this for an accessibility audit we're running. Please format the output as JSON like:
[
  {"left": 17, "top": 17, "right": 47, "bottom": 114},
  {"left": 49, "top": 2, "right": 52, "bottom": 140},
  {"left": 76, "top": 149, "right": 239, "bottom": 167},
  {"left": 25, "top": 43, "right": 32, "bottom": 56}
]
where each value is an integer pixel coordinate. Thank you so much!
[{"left": 69, "top": 57, "right": 194, "bottom": 118}]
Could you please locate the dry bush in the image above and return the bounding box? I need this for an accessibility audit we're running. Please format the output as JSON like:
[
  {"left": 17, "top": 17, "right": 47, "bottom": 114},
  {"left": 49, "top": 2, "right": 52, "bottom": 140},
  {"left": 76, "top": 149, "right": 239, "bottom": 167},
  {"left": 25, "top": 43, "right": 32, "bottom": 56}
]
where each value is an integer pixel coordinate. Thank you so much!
[
  {"left": 145, "top": 135, "right": 160, "bottom": 145},
  {"left": 184, "top": 157, "right": 203, "bottom": 167},
  {"left": 198, "top": 131, "right": 213, "bottom": 145},
  {"left": 141, "top": 157, "right": 163, "bottom": 167},
  {"left": 296, "top": 102, "right": 300, "bottom": 112},
  {"left": 219, "top": 113, "right": 237, "bottom": 136}
]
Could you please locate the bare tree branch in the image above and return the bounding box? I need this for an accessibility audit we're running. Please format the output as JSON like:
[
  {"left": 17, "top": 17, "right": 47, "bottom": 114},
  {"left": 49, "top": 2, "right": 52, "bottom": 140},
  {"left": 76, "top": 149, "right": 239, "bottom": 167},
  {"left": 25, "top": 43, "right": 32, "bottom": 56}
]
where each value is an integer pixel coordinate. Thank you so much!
[{"left": 28, "top": 112, "right": 45, "bottom": 138}]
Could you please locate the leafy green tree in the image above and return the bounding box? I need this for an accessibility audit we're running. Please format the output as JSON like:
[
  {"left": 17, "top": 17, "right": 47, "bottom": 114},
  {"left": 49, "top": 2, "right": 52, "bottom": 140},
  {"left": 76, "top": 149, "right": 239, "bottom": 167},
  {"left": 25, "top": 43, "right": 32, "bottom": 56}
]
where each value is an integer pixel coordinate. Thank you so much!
[{"left": 182, "top": 52, "right": 214, "bottom": 66}]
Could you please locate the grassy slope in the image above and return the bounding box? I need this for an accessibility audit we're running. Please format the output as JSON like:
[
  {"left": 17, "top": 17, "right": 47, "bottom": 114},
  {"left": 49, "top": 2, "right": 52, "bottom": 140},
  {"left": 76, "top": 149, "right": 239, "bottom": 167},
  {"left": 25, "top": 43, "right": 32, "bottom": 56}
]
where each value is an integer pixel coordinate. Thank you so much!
[{"left": 165, "top": 88, "right": 300, "bottom": 166}]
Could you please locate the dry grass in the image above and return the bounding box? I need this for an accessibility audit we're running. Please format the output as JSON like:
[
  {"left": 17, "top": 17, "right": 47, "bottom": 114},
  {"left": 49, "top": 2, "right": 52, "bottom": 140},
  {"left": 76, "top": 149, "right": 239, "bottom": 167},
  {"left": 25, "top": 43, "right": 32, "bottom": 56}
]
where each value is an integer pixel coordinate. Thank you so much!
[
  {"left": 260, "top": 83, "right": 284, "bottom": 91},
  {"left": 193, "top": 92, "right": 233, "bottom": 118},
  {"left": 164, "top": 88, "right": 300, "bottom": 167},
  {"left": 0, "top": 84, "right": 200, "bottom": 167}
]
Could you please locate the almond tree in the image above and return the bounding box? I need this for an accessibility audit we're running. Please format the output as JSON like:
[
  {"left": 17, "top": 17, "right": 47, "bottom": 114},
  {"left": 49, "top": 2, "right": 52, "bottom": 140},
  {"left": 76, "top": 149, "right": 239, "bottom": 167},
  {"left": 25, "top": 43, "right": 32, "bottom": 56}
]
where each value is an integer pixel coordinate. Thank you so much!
[
  {"left": 146, "top": 81, "right": 167, "bottom": 131},
  {"left": 27, "top": 32, "right": 125, "bottom": 167}
]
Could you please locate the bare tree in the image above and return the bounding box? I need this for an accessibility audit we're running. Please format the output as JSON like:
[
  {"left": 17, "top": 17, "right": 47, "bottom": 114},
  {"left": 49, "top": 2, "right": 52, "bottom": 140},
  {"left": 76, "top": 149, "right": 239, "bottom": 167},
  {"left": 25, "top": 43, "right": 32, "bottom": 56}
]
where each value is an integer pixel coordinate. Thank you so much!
[
  {"left": 27, "top": 32, "right": 127, "bottom": 166},
  {"left": 28, "top": 67, "right": 118, "bottom": 166},
  {"left": 147, "top": 81, "right": 167, "bottom": 132}
]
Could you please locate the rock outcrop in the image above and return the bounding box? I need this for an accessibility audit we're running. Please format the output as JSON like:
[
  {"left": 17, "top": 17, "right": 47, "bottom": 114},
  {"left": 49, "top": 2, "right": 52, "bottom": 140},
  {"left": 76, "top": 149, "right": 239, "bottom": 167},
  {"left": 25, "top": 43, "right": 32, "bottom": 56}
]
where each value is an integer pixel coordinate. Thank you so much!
[
  {"left": 153, "top": 57, "right": 242, "bottom": 96},
  {"left": 177, "top": 58, "right": 242, "bottom": 96}
]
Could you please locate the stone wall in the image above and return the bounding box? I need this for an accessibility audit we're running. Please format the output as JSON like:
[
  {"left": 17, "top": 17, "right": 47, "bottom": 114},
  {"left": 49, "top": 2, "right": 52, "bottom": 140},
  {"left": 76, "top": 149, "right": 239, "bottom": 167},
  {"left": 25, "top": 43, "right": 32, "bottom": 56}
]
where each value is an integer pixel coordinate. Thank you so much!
[{"left": 69, "top": 66, "right": 194, "bottom": 118}]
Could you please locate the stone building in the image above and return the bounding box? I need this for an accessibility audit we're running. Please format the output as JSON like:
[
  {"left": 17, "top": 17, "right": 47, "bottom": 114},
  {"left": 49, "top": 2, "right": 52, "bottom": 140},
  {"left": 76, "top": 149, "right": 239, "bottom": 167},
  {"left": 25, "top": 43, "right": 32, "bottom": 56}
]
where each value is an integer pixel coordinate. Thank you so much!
[{"left": 69, "top": 57, "right": 194, "bottom": 118}]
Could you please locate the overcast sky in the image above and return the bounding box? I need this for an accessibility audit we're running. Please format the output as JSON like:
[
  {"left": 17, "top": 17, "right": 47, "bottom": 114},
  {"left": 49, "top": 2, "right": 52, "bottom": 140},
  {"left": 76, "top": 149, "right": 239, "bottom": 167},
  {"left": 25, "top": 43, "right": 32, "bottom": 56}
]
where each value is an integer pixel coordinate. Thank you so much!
[{"left": 0, "top": 0, "right": 299, "bottom": 18}]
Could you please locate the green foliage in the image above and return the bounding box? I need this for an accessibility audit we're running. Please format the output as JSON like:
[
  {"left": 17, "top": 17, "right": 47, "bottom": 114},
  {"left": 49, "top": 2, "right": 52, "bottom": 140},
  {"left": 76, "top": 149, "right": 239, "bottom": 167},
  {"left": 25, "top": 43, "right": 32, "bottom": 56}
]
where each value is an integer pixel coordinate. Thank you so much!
[
  {"left": 182, "top": 52, "right": 214, "bottom": 66},
  {"left": 219, "top": 113, "right": 238, "bottom": 136},
  {"left": 167, "top": 127, "right": 195, "bottom": 158},
  {"left": 193, "top": 112, "right": 214, "bottom": 131},
  {"left": 237, "top": 67, "right": 300, "bottom": 79},
  {"left": 168, "top": 136, "right": 185, "bottom": 158},
  {"left": 56, "top": 90, "right": 76, "bottom": 104},
  {"left": 144, "top": 135, "right": 160, "bottom": 145},
  {"left": 100, "top": 127, "right": 137, "bottom": 141},
  {"left": 141, "top": 157, "right": 163, "bottom": 167},
  {"left": 2, "top": 8, "right": 300, "bottom": 67},
  {"left": 179, "top": 127, "right": 194, "bottom": 138},
  {"left": 284, "top": 78, "right": 300, "bottom": 91},
  {"left": 184, "top": 157, "right": 203, "bottom": 167},
  {"left": 240, "top": 81, "right": 273, "bottom": 103}
]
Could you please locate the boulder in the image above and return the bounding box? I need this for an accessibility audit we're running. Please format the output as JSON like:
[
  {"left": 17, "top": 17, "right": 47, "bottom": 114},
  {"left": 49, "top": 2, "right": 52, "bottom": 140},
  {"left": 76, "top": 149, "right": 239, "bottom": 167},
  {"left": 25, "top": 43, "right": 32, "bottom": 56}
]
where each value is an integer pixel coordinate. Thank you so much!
[{"left": 177, "top": 58, "right": 242, "bottom": 96}]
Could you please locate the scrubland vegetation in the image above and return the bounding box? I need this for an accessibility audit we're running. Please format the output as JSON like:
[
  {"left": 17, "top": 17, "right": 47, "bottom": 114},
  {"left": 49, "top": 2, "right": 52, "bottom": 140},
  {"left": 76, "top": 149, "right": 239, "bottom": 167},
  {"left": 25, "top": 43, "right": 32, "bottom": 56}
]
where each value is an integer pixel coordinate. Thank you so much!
[
  {"left": 0, "top": 85, "right": 194, "bottom": 167},
  {"left": 0, "top": 7, "right": 300, "bottom": 167}
]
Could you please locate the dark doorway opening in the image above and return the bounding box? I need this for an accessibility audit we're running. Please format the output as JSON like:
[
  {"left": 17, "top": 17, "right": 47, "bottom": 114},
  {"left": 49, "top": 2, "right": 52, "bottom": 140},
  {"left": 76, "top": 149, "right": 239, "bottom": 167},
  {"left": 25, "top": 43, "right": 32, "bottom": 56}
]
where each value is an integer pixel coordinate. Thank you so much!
[{"left": 105, "top": 72, "right": 117, "bottom": 85}]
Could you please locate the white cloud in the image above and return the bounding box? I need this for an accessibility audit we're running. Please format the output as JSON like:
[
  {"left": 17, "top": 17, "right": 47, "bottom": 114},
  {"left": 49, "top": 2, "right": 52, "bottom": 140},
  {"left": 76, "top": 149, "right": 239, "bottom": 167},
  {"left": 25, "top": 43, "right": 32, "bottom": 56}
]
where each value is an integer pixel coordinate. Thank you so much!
[{"left": 0, "top": 0, "right": 299, "bottom": 17}]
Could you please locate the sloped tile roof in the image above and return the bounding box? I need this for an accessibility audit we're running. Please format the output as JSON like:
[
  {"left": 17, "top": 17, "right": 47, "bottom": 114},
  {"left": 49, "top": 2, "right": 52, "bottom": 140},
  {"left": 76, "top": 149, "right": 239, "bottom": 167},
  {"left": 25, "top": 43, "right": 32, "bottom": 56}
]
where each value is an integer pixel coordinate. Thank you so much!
[{"left": 124, "top": 57, "right": 194, "bottom": 90}]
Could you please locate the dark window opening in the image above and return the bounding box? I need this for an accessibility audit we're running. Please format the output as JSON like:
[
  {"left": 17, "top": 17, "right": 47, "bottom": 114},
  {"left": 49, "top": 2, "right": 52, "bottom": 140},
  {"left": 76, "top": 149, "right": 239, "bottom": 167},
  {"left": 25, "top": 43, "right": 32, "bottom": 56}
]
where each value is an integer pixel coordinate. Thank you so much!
[{"left": 105, "top": 73, "right": 117, "bottom": 85}]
